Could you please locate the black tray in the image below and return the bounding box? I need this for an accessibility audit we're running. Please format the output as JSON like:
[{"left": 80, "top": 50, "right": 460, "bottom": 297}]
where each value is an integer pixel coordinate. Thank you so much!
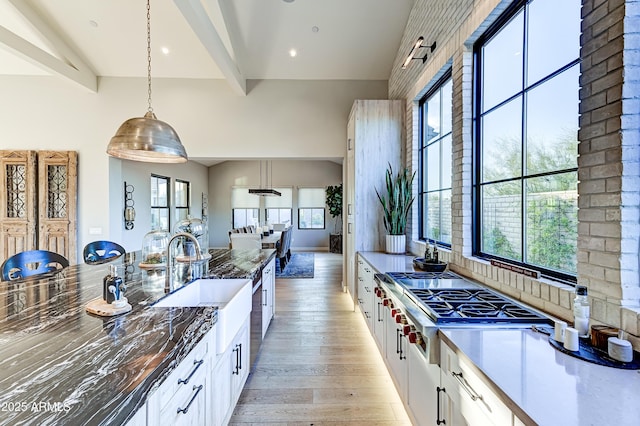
[
  {"left": 413, "top": 258, "right": 447, "bottom": 272},
  {"left": 548, "top": 336, "right": 640, "bottom": 369}
]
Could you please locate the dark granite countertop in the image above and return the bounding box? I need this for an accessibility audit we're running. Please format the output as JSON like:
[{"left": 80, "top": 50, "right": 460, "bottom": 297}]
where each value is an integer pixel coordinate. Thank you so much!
[{"left": 0, "top": 248, "right": 275, "bottom": 426}]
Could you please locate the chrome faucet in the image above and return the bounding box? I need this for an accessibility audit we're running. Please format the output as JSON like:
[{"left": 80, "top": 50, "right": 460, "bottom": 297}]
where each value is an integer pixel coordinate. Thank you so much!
[{"left": 165, "top": 232, "right": 202, "bottom": 293}]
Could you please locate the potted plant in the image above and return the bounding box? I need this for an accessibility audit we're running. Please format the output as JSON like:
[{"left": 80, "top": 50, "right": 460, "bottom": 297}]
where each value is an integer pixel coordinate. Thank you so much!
[
  {"left": 376, "top": 164, "right": 415, "bottom": 254},
  {"left": 326, "top": 184, "right": 343, "bottom": 254}
]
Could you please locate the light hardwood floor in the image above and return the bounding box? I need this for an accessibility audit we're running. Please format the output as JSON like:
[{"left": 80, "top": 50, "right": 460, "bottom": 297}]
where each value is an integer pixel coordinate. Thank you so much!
[{"left": 229, "top": 252, "right": 412, "bottom": 425}]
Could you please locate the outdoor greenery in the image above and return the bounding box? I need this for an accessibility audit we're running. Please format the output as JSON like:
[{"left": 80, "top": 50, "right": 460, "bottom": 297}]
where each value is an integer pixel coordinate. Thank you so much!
[
  {"left": 325, "top": 184, "right": 343, "bottom": 234},
  {"left": 376, "top": 164, "right": 415, "bottom": 235},
  {"left": 482, "top": 135, "right": 577, "bottom": 274}
]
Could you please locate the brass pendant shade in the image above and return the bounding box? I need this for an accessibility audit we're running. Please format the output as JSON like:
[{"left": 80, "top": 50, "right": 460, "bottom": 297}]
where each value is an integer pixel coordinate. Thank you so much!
[
  {"left": 106, "top": 0, "right": 188, "bottom": 164},
  {"left": 107, "top": 111, "right": 187, "bottom": 163}
]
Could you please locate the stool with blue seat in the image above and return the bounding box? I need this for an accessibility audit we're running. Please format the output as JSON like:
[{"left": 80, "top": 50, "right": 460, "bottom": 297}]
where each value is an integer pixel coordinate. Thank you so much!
[
  {"left": 1, "top": 250, "right": 69, "bottom": 281},
  {"left": 83, "top": 241, "right": 126, "bottom": 265}
]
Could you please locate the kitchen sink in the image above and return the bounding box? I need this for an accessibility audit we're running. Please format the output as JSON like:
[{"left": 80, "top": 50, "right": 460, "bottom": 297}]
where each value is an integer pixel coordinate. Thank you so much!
[{"left": 153, "top": 278, "right": 252, "bottom": 353}]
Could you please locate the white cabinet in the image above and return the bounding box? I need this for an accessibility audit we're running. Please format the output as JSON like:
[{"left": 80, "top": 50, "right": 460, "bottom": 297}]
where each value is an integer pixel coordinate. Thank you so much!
[
  {"left": 356, "top": 256, "right": 375, "bottom": 329},
  {"left": 407, "top": 342, "right": 440, "bottom": 426},
  {"left": 441, "top": 340, "right": 513, "bottom": 426},
  {"left": 147, "top": 332, "right": 211, "bottom": 426},
  {"left": 383, "top": 301, "right": 408, "bottom": 400},
  {"left": 344, "top": 100, "right": 403, "bottom": 304},
  {"left": 211, "top": 315, "right": 251, "bottom": 426},
  {"left": 261, "top": 258, "right": 276, "bottom": 337}
]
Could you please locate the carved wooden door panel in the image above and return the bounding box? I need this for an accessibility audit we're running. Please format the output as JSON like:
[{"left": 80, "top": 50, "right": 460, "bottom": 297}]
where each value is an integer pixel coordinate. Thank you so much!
[
  {"left": 0, "top": 151, "right": 37, "bottom": 264},
  {"left": 38, "top": 151, "right": 77, "bottom": 264}
]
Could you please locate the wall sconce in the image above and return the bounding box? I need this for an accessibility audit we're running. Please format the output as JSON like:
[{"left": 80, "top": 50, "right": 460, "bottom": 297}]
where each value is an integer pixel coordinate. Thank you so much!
[
  {"left": 401, "top": 37, "right": 436, "bottom": 69},
  {"left": 124, "top": 182, "right": 136, "bottom": 230}
]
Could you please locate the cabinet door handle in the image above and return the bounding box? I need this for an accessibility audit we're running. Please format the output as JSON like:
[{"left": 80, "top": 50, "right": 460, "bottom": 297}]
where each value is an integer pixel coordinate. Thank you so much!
[
  {"left": 177, "top": 384, "right": 203, "bottom": 414},
  {"left": 399, "top": 332, "right": 406, "bottom": 360},
  {"left": 232, "top": 345, "right": 240, "bottom": 375},
  {"left": 263, "top": 289, "right": 267, "bottom": 306},
  {"left": 452, "top": 372, "right": 483, "bottom": 403},
  {"left": 377, "top": 302, "right": 382, "bottom": 322},
  {"left": 396, "top": 329, "right": 401, "bottom": 355},
  {"left": 348, "top": 223, "right": 352, "bottom": 234},
  {"left": 178, "top": 359, "right": 204, "bottom": 385},
  {"left": 436, "top": 386, "right": 446, "bottom": 425}
]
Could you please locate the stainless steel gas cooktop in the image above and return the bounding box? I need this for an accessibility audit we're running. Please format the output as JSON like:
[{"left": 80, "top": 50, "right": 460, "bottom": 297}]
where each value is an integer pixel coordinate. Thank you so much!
[
  {"left": 405, "top": 288, "right": 551, "bottom": 325},
  {"left": 382, "top": 272, "right": 552, "bottom": 326}
]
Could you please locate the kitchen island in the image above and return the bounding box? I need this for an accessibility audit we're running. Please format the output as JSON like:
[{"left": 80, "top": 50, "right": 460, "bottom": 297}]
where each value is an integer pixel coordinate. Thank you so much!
[{"left": 0, "top": 248, "right": 274, "bottom": 426}]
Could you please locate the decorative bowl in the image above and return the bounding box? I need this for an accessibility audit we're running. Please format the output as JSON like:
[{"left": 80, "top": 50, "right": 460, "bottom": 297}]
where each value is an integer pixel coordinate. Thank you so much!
[{"left": 413, "top": 258, "right": 448, "bottom": 272}]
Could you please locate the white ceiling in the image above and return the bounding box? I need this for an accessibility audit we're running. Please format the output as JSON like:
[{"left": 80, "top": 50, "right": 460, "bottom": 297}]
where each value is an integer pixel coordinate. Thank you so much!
[{"left": 0, "top": 0, "right": 415, "bottom": 90}]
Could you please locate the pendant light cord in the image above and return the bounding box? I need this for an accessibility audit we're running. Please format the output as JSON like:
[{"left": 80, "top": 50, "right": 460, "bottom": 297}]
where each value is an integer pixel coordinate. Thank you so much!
[{"left": 147, "top": 0, "right": 153, "bottom": 113}]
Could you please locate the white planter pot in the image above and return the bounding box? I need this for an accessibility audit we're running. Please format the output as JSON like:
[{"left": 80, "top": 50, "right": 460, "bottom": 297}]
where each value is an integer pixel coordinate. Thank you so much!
[{"left": 385, "top": 235, "right": 406, "bottom": 254}]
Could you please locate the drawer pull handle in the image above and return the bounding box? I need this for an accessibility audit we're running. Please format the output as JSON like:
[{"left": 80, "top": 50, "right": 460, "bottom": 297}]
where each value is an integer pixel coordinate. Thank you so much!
[
  {"left": 177, "top": 384, "right": 203, "bottom": 414},
  {"left": 452, "top": 371, "right": 484, "bottom": 404},
  {"left": 178, "top": 359, "right": 204, "bottom": 385}
]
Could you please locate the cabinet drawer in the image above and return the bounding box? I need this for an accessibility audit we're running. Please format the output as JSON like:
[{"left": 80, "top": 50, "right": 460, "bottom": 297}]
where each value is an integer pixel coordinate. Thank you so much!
[
  {"left": 157, "top": 336, "right": 209, "bottom": 411},
  {"left": 441, "top": 342, "right": 511, "bottom": 425},
  {"left": 159, "top": 364, "right": 206, "bottom": 426}
]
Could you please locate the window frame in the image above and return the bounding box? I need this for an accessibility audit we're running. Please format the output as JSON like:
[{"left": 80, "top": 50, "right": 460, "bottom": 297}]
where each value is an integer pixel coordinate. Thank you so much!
[
  {"left": 418, "top": 69, "right": 453, "bottom": 247},
  {"left": 298, "top": 208, "right": 325, "bottom": 230},
  {"left": 232, "top": 208, "right": 259, "bottom": 229},
  {"left": 150, "top": 174, "right": 170, "bottom": 232},
  {"left": 175, "top": 179, "right": 190, "bottom": 222},
  {"left": 472, "top": 0, "right": 580, "bottom": 282},
  {"left": 265, "top": 208, "right": 292, "bottom": 225}
]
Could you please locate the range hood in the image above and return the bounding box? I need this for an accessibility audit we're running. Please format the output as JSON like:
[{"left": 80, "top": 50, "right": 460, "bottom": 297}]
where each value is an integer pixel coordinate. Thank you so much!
[
  {"left": 248, "top": 188, "right": 281, "bottom": 196},
  {"left": 249, "top": 161, "right": 281, "bottom": 196}
]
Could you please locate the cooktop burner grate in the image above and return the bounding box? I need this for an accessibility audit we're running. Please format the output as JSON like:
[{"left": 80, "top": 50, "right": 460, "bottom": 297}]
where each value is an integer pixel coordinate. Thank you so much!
[
  {"left": 406, "top": 288, "right": 551, "bottom": 324},
  {"left": 386, "top": 271, "right": 462, "bottom": 280}
]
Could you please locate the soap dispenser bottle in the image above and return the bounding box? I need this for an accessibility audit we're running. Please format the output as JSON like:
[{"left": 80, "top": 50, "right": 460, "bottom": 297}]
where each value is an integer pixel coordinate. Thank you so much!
[{"left": 573, "top": 285, "right": 590, "bottom": 337}]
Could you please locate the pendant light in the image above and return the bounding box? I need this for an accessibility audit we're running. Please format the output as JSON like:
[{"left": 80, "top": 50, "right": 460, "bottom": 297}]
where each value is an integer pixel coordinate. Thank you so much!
[
  {"left": 249, "top": 160, "right": 281, "bottom": 196},
  {"left": 107, "top": 0, "right": 188, "bottom": 163}
]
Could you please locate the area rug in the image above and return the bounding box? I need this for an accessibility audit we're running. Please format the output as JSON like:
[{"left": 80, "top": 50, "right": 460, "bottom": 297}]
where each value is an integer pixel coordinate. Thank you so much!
[{"left": 275, "top": 253, "right": 315, "bottom": 278}]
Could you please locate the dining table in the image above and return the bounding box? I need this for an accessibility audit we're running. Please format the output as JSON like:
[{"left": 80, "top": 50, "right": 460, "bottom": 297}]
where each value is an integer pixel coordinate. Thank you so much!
[{"left": 261, "top": 231, "right": 282, "bottom": 249}]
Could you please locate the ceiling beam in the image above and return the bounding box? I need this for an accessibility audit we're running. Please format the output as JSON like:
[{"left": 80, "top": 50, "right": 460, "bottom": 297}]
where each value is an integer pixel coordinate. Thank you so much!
[
  {"left": 174, "top": 0, "right": 246, "bottom": 96},
  {"left": 216, "top": 0, "right": 246, "bottom": 74},
  {"left": 2, "top": 0, "right": 97, "bottom": 92}
]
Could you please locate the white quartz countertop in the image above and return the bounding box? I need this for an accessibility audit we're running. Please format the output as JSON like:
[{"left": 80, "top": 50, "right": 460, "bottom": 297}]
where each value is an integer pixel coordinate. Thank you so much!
[
  {"left": 440, "top": 328, "right": 640, "bottom": 426},
  {"left": 359, "top": 251, "right": 640, "bottom": 426}
]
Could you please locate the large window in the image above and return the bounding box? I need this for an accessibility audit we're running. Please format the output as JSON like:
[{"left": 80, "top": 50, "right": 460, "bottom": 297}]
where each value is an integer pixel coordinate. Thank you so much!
[
  {"left": 151, "top": 175, "right": 170, "bottom": 231},
  {"left": 265, "top": 187, "right": 293, "bottom": 225},
  {"left": 231, "top": 187, "right": 260, "bottom": 228},
  {"left": 298, "top": 188, "right": 325, "bottom": 229},
  {"left": 419, "top": 72, "right": 452, "bottom": 245},
  {"left": 175, "top": 179, "right": 190, "bottom": 222},
  {"left": 474, "top": 0, "right": 580, "bottom": 279}
]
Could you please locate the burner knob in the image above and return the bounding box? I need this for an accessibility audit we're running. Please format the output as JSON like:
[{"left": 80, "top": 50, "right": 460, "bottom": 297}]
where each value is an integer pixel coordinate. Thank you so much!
[
  {"left": 395, "top": 314, "right": 406, "bottom": 324},
  {"left": 409, "top": 331, "right": 423, "bottom": 345},
  {"left": 383, "top": 298, "right": 389, "bottom": 306},
  {"left": 403, "top": 324, "right": 415, "bottom": 335},
  {"left": 391, "top": 308, "right": 401, "bottom": 317}
]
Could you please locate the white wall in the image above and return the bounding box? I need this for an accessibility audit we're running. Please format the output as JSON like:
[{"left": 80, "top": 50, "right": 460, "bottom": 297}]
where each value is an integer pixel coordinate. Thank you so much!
[
  {"left": 0, "top": 76, "right": 385, "bottom": 261},
  {"left": 208, "top": 160, "right": 342, "bottom": 249}
]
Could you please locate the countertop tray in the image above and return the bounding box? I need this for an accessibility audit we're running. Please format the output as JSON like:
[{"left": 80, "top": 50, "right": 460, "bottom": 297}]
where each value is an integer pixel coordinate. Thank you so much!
[{"left": 549, "top": 336, "right": 640, "bottom": 369}]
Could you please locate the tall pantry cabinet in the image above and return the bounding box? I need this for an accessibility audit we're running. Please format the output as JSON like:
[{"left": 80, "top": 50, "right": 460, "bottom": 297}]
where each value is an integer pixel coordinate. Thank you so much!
[{"left": 344, "top": 100, "right": 403, "bottom": 304}]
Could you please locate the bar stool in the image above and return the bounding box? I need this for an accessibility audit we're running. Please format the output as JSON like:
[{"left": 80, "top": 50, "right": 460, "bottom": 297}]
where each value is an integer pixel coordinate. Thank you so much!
[
  {"left": 83, "top": 240, "right": 126, "bottom": 265},
  {"left": 1, "top": 250, "right": 69, "bottom": 281}
]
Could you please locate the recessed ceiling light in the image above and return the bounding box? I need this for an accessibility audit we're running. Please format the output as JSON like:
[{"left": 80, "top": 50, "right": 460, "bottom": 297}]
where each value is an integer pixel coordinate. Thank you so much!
[
  {"left": 283, "top": 0, "right": 295, "bottom": 3},
  {"left": 312, "top": 26, "right": 319, "bottom": 33},
  {"left": 161, "top": 47, "right": 170, "bottom": 55},
  {"left": 89, "top": 20, "right": 98, "bottom": 28},
  {"left": 289, "top": 49, "right": 297, "bottom": 58}
]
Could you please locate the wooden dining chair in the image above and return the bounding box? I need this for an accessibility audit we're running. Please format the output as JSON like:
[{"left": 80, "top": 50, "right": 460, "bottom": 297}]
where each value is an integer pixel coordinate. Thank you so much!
[
  {"left": 1, "top": 250, "right": 69, "bottom": 281},
  {"left": 83, "top": 240, "right": 126, "bottom": 265}
]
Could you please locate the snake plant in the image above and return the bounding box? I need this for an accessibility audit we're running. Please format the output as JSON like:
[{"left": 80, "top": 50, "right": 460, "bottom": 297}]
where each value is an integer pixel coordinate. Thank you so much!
[{"left": 375, "top": 164, "right": 415, "bottom": 235}]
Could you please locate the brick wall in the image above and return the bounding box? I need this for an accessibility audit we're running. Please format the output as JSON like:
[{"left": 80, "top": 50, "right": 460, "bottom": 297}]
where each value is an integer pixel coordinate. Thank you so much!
[{"left": 389, "top": 0, "right": 640, "bottom": 346}]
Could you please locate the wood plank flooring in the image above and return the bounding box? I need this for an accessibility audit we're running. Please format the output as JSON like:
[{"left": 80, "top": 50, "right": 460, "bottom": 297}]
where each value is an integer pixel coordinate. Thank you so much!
[{"left": 229, "top": 252, "right": 412, "bottom": 425}]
